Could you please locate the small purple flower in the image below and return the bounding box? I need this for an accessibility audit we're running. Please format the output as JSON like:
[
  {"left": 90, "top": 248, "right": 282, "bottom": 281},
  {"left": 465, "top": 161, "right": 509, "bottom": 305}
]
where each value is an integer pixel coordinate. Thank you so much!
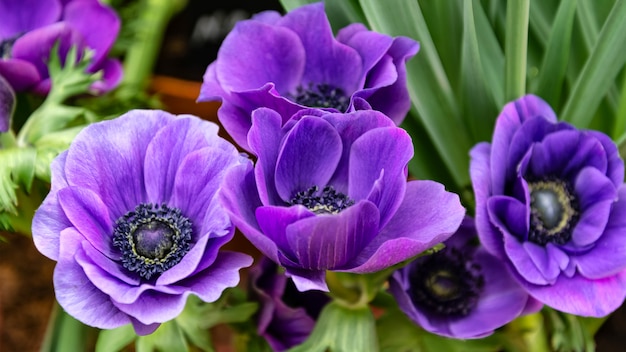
[
  {"left": 0, "top": 0, "right": 122, "bottom": 94},
  {"left": 220, "top": 107, "right": 465, "bottom": 291},
  {"left": 198, "top": 2, "right": 419, "bottom": 151},
  {"left": 31, "top": 110, "right": 252, "bottom": 335},
  {"left": 470, "top": 94, "right": 626, "bottom": 317},
  {"left": 250, "top": 258, "right": 329, "bottom": 351},
  {"left": 389, "top": 217, "right": 541, "bottom": 339}
]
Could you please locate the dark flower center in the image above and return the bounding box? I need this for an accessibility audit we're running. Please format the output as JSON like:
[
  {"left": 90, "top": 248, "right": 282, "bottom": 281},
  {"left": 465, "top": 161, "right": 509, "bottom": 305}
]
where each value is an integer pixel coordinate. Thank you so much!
[
  {"left": 291, "top": 83, "right": 350, "bottom": 111},
  {"left": 113, "top": 203, "right": 192, "bottom": 280},
  {"left": 528, "top": 179, "right": 579, "bottom": 246},
  {"left": 289, "top": 185, "right": 354, "bottom": 214},
  {"left": 0, "top": 33, "right": 22, "bottom": 59},
  {"left": 408, "top": 248, "right": 484, "bottom": 317}
]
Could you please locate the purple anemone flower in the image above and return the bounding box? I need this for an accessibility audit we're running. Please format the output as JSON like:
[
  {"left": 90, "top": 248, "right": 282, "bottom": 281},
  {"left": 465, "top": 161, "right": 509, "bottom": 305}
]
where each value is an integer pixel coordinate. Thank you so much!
[
  {"left": 31, "top": 110, "right": 253, "bottom": 335},
  {"left": 0, "top": 0, "right": 122, "bottom": 94},
  {"left": 250, "top": 258, "right": 329, "bottom": 351},
  {"left": 470, "top": 94, "right": 626, "bottom": 317},
  {"left": 220, "top": 107, "right": 465, "bottom": 291},
  {"left": 198, "top": 2, "right": 419, "bottom": 151},
  {"left": 389, "top": 217, "right": 541, "bottom": 339}
]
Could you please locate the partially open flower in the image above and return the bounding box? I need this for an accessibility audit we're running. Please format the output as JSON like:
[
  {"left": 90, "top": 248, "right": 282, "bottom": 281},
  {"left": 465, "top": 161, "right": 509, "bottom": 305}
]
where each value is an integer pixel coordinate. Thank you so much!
[
  {"left": 0, "top": 0, "right": 122, "bottom": 94},
  {"left": 198, "top": 2, "right": 419, "bottom": 151},
  {"left": 389, "top": 217, "right": 541, "bottom": 339},
  {"left": 32, "top": 110, "right": 252, "bottom": 334},
  {"left": 250, "top": 258, "right": 329, "bottom": 351},
  {"left": 220, "top": 108, "right": 464, "bottom": 291},
  {"left": 470, "top": 94, "right": 626, "bottom": 317}
]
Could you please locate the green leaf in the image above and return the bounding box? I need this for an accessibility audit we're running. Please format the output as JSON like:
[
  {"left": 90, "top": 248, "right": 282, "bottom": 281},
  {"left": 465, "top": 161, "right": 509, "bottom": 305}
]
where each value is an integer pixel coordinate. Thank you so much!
[
  {"left": 544, "top": 309, "right": 596, "bottom": 352},
  {"left": 0, "top": 146, "right": 36, "bottom": 216},
  {"left": 473, "top": 0, "right": 505, "bottom": 108},
  {"left": 460, "top": 0, "right": 499, "bottom": 143},
  {"left": 504, "top": 0, "right": 530, "bottom": 101},
  {"left": 560, "top": 0, "right": 626, "bottom": 128},
  {"left": 95, "top": 325, "right": 137, "bottom": 352},
  {"left": 359, "top": 0, "right": 472, "bottom": 189},
  {"left": 288, "top": 301, "right": 378, "bottom": 352},
  {"left": 136, "top": 320, "right": 189, "bottom": 352},
  {"left": 533, "top": 0, "right": 577, "bottom": 107}
]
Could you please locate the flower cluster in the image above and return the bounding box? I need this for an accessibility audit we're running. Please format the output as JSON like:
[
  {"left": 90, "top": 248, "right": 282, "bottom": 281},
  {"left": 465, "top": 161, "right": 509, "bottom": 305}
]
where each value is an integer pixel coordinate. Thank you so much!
[{"left": 24, "top": 0, "right": 626, "bottom": 348}]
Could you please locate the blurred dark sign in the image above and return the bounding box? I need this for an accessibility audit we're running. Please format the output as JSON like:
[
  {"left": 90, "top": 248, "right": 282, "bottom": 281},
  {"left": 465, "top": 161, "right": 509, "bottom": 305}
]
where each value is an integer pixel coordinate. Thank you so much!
[{"left": 155, "top": 0, "right": 283, "bottom": 81}]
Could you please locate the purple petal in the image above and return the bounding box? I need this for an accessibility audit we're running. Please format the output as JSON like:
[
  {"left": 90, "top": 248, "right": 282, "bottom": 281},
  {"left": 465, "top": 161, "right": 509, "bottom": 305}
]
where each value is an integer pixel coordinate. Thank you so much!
[
  {"left": 169, "top": 147, "right": 239, "bottom": 223},
  {"left": 286, "top": 201, "right": 380, "bottom": 270},
  {"left": 274, "top": 116, "right": 342, "bottom": 201},
  {"left": 256, "top": 205, "right": 315, "bottom": 261},
  {"left": 143, "top": 116, "right": 221, "bottom": 203},
  {"left": 347, "top": 180, "right": 464, "bottom": 273},
  {"left": 0, "top": 59, "right": 41, "bottom": 91},
  {"left": 65, "top": 110, "right": 171, "bottom": 218},
  {"left": 520, "top": 271, "right": 626, "bottom": 317},
  {"left": 354, "top": 36, "right": 419, "bottom": 124},
  {"left": 32, "top": 152, "right": 70, "bottom": 260},
  {"left": 220, "top": 161, "right": 280, "bottom": 263},
  {"left": 112, "top": 290, "right": 189, "bottom": 325},
  {"left": 528, "top": 131, "right": 607, "bottom": 179},
  {"left": 522, "top": 242, "right": 561, "bottom": 283},
  {"left": 571, "top": 167, "right": 616, "bottom": 246},
  {"left": 154, "top": 233, "right": 212, "bottom": 286},
  {"left": 348, "top": 126, "right": 413, "bottom": 226},
  {"left": 54, "top": 228, "right": 131, "bottom": 329},
  {"left": 487, "top": 195, "right": 529, "bottom": 241},
  {"left": 448, "top": 249, "right": 530, "bottom": 338},
  {"left": 285, "top": 268, "right": 328, "bottom": 292},
  {"left": 215, "top": 21, "right": 304, "bottom": 93},
  {"left": 57, "top": 186, "right": 119, "bottom": 259},
  {"left": 470, "top": 142, "right": 505, "bottom": 257},
  {"left": 502, "top": 232, "right": 552, "bottom": 285},
  {"left": 323, "top": 110, "right": 395, "bottom": 194},
  {"left": 278, "top": 2, "right": 362, "bottom": 93},
  {"left": 89, "top": 58, "right": 123, "bottom": 93},
  {"left": 62, "top": 0, "right": 120, "bottom": 67},
  {"left": 176, "top": 251, "right": 252, "bottom": 302},
  {"left": 248, "top": 108, "right": 285, "bottom": 205},
  {"left": 11, "top": 22, "right": 84, "bottom": 79},
  {"left": 588, "top": 130, "right": 625, "bottom": 188},
  {"left": 130, "top": 319, "right": 160, "bottom": 336},
  {"left": 0, "top": 74, "right": 14, "bottom": 132},
  {"left": 0, "top": 0, "right": 62, "bottom": 38},
  {"left": 491, "top": 95, "right": 557, "bottom": 195},
  {"left": 574, "top": 185, "right": 626, "bottom": 278},
  {"left": 78, "top": 237, "right": 139, "bottom": 286}
]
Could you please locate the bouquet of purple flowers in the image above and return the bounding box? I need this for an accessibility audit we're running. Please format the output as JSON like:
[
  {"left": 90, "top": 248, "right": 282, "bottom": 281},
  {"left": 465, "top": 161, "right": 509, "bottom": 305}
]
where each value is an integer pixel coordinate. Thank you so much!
[{"left": 3, "top": 0, "right": 626, "bottom": 351}]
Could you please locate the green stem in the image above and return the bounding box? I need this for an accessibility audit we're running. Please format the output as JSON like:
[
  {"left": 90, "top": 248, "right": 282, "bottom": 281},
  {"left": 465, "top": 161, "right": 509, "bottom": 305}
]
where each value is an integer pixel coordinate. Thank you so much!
[
  {"left": 117, "top": 0, "right": 187, "bottom": 97},
  {"left": 504, "top": 0, "right": 530, "bottom": 101}
]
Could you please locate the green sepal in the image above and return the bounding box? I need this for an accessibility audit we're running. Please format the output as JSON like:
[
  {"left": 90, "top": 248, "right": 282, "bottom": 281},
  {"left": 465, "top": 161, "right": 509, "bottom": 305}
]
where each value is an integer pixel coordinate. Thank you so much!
[
  {"left": 95, "top": 325, "right": 137, "bottom": 352},
  {"left": 543, "top": 309, "right": 601, "bottom": 352},
  {"left": 0, "top": 146, "right": 36, "bottom": 218},
  {"left": 288, "top": 301, "right": 378, "bottom": 352}
]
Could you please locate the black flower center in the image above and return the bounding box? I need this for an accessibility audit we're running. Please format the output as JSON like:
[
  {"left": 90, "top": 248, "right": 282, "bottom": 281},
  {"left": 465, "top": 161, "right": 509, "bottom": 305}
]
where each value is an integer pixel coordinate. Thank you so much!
[
  {"left": 291, "top": 83, "right": 350, "bottom": 111},
  {"left": 0, "top": 33, "right": 22, "bottom": 59},
  {"left": 408, "top": 248, "right": 484, "bottom": 317},
  {"left": 113, "top": 203, "right": 192, "bottom": 280},
  {"left": 528, "top": 179, "right": 579, "bottom": 245},
  {"left": 289, "top": 185, "right": 354, "bottom": 214}
]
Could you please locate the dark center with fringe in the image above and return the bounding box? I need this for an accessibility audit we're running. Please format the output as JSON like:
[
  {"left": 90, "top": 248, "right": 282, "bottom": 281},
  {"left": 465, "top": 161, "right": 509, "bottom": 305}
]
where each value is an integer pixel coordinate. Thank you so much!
[
  {"left": 113, "top": 203, "right": 192, "bottom": 280},
  {"left": 289, "top": 185, "right": 354, "bottom": 214},
  {"left": 408, "top": 248, "right": 484, "bottom": 317},
  {"left": 528, "top": 179, "right": 579, "bottom": 245},
  {"left": 291, "top": 83, "right": 350, "bottom": 111}
]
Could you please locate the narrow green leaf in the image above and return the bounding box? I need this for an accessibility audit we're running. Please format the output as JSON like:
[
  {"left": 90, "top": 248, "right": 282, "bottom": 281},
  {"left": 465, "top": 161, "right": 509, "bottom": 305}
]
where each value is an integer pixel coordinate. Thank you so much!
[
  {"left": 613, "top": 70, "right": 626, "bottom": 138},
  {"left": 533, "top": 0, "right": 577, "bottom": 107},
  {"left": 289, "top": 301, "right": 377, "bottom": 352},
  {"left": 504, "top": 0, "right": 530, "bottom": 101},
  {"left": 460, "top": 0, "right": 499, "bottom": 143},
  {"left": 359, "top": 0, "right": 472, "bottom": 189},
  {"left": 95, "top": 325, "right": 137, "bottom": 352},
  {"left": 560, "top": 0, "right": 626, "bottom": 128},
  {"left": 0, "top": 147, "right": 36, "bottom": 215},
  {"left": 473, "top": 0, "right": 505, "bottom": 108},
  {"left": 281, "top": 0, "right": 367, "bottom": 30}
]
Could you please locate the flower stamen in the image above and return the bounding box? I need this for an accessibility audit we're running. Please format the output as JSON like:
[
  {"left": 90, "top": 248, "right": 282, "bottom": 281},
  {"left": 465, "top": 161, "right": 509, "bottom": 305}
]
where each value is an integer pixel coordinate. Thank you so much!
[
  {"left": 113, "top": 203, "right": 192, "bottom": 280},
  {"left": 291, "top": 83, "right": 350, "bottom": 111},
  {"left": 289, "top": 185, "right": 354, "bottom": 214},
  {"left": 528, "top": 179, "right": 579, "bottom": 245}
]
